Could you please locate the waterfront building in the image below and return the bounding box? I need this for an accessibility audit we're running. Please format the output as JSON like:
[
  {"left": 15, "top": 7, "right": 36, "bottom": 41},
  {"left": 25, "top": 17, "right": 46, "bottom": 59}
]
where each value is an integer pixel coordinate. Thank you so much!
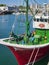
[
  {"left": 0, "top": 6, "right": 8, "bottom": 11},
  {"left": 8, "top": 6, "right": 19, "bottom": 12}
]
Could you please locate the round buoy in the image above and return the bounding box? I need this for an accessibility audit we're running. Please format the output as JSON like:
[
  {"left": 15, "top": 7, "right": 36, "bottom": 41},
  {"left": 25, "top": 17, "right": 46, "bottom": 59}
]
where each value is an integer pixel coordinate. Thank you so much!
[{"left": 39, "top": 24, "right": 45, "bottom": 28}]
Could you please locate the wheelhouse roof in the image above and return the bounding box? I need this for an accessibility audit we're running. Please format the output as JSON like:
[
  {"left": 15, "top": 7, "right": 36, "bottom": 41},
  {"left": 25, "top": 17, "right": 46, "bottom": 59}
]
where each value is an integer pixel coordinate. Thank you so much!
[{"left": 34, "top": 13, "right": 49, "bottom": 19}]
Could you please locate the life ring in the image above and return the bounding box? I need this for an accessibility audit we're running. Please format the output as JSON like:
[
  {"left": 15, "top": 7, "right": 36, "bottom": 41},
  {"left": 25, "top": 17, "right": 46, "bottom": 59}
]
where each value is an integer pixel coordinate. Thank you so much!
[{"left": 39, "top": 24, "right": 45, "bottom": 28}]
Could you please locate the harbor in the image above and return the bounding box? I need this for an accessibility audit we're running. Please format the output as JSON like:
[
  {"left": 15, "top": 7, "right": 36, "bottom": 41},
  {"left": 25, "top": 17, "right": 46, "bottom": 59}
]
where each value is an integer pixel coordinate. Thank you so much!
[{"left": 0, "top": 0, "right": 49, "bottom": 65}]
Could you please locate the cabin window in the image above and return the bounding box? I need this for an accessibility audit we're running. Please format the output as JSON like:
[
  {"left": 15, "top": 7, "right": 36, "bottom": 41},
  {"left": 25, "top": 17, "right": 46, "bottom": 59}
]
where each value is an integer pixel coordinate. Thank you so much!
[
  {"left": 37, "top": 19, "right": 39, "bottom": 22},
  {"left": 45, "top": 19, "right": 47, "bottom": 22},
  {"left": 40, "top": 18, "right": 44, "bottom": 22},
  {"left": 34, "top": 18, "right": 39, "bottom": 22},
  {"left": 34, "top": 18, "right": 36, "bottom": 21}
]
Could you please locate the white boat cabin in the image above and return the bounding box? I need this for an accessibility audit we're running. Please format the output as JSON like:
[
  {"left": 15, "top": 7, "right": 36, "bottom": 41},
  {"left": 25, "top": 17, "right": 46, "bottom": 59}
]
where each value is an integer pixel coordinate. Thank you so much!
[{"left": 33, "top": 15, "right": 49, "bottom": 29}]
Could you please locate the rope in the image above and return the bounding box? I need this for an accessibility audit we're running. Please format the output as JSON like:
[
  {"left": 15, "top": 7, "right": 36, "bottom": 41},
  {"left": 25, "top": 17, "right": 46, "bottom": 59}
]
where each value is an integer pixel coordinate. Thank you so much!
[
  {"left": 8, "top": 14, "right": 17, "bottom": 41},
  {"left": 27, "top": 48, "right": 40, "bottom": 65},
  {"left": 27, "top": 48, "right": 35, "bottom": 65},
  {"left": 32, "top": 48, "right": 39, "bottom": 65}
]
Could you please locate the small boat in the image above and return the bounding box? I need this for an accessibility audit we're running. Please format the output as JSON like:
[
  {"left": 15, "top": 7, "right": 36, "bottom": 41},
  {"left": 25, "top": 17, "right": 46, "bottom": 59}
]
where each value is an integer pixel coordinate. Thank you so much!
[
  {"left": 0, "top": 1, "right": 49, "bottom": 65},
  {"left": 13, "top": 12, "right": 22, "bottom": 15}
]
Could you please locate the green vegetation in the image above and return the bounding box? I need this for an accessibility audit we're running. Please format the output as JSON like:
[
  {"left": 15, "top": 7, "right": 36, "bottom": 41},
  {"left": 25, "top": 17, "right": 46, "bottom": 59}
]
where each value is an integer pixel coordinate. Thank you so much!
[
  {"left": 0, "top": 4, "right": 6, "bottom": 6},
  {"left": 19, "top": 5, "right": 26, "bottom": 9},
  {"left": 19, "top": 5, "right": 26, "bottom": 12}
]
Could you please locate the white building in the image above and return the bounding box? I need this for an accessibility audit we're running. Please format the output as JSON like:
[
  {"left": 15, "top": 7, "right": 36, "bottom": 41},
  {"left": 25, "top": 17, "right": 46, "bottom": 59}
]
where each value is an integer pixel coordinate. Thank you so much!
[
  {"left": 0, "top": 6, "right": 19, "bottom": 13},
  {"left": 0, "top": 6, "right": 8, "bottom": 11}
]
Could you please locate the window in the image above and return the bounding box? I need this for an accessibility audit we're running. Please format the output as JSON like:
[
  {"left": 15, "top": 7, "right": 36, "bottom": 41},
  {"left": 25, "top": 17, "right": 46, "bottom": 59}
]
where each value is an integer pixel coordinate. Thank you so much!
[
  {"left": 34, "top": 18, "right": 36, "bottom": 21},
  {"left": 37, "top": 18, "right": 39, "bottom": 22},
  {"left": 34, "top": 18, "right": 39, "bottom": 22},
  {"left": 40, "top": 18, "right": 44, "bottom": 22},
  {"left": 45, "top": 19, "right": 47, "bottom": 22},
  {"left": 3, "top": 8, "right": 5, "bottom": 10}
]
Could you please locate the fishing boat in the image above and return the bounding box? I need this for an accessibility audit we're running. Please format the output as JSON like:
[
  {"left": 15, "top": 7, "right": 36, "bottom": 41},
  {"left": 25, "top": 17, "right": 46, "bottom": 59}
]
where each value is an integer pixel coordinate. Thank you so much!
[{"left": 0, "top": 0, "right": 49, "bottom": 65}]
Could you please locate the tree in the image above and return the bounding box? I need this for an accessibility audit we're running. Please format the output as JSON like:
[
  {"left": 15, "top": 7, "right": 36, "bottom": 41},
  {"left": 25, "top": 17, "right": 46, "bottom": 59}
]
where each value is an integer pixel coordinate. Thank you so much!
[{"left": 0, "top": 4, "right": 6, "bottom": 6}]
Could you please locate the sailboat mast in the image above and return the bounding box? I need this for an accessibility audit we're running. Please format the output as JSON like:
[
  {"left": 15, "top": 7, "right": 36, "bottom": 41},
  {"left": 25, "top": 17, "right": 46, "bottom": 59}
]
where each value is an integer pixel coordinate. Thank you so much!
[{"left": 25, "top": 0, "right": 30, "bottom": 42}]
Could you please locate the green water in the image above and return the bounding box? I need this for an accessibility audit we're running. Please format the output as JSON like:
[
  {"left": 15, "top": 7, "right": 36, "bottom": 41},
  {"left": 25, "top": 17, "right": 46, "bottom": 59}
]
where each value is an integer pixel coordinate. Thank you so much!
[{"left": 0, "top": 44, "right": 18, "bottom": 65}]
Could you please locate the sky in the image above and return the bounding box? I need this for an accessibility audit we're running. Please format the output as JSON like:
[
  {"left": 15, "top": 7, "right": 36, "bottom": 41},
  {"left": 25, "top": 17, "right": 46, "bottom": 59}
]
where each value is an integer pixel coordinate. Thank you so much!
[{"left": 0, "top": 0, "right": 49, "bottom": 6}]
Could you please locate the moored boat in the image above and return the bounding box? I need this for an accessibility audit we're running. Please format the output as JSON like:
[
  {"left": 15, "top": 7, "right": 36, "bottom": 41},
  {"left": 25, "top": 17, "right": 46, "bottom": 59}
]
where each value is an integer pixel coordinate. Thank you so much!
[{"left": 0, "top": 0, "right": 49, "bottom": 65}]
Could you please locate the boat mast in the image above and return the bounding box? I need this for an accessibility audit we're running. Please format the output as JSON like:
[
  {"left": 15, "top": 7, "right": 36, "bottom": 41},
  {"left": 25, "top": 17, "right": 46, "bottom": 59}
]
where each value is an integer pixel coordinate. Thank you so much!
[{"left": 25, "top": 0, "right": 30, "bottom": 43}]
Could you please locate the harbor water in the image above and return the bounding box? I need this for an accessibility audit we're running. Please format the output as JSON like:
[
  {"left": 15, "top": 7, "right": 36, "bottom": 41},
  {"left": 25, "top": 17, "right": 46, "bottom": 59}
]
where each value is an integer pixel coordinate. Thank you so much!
[{"left": 0, "top": 14, "right": 49, "bottom": 65}]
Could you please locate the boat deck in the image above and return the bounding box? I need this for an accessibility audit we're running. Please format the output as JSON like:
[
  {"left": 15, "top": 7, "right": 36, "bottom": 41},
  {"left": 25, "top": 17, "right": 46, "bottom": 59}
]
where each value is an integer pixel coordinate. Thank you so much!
[
  {"left": 35, "top": 29, "right": 49, "bottom": 44},
  {"left": 3, "top": 29, "right": 49, "bottom": 45}
]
